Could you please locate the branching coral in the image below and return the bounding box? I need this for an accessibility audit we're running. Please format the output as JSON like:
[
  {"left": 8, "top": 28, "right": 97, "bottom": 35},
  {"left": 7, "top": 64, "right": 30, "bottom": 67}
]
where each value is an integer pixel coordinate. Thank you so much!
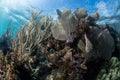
[
  {"left": 13, "top": 11, "right": 53, "bottom": 55},
  {"left": 0, "top": 50, "right": 17, "bottom": 80},
  {"left": 0, "top": 11, "right": 53, "bottom": 80},
  {"left": 11, "top": 11, "right": 53, "bottom": 79}
]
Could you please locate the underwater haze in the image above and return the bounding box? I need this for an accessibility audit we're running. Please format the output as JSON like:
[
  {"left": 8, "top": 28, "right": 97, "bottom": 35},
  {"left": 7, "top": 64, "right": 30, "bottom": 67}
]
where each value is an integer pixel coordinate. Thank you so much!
[{"left": 0, "top": 0, "right": 120, "bottom": 36}]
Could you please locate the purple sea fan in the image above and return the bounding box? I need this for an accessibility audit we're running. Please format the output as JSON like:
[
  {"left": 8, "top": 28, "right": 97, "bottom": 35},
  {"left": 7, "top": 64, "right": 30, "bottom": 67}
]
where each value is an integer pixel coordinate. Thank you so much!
[{"left": 51, "top": 9, "right": 78, "bottom": 42}]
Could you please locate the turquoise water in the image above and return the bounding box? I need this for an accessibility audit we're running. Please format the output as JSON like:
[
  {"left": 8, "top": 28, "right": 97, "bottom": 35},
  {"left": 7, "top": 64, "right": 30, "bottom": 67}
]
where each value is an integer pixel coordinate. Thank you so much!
[{"left": 0, "top": 0, "right": 120, "bottom": 36}]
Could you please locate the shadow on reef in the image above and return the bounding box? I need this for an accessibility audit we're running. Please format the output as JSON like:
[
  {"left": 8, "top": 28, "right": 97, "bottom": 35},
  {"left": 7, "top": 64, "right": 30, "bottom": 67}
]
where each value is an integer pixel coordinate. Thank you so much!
[
  {"left": 15, "top": 64, "right": 32, "bottom": 80},
  {"left": 0, "top": 8, "right": 120, "bottom": 80},
  {"left": 0, "top": 28, "right": 12, "bottom": 54}
]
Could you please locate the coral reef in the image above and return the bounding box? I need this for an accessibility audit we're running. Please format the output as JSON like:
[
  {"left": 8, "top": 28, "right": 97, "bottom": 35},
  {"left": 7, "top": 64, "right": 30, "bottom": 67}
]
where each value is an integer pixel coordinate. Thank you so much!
[{"left": 0, "top": 8, "right": 120, "bottom": 80}]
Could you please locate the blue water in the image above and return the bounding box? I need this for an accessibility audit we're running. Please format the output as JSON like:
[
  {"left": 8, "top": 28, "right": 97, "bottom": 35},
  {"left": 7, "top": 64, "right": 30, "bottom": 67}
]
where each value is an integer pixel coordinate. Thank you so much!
[{"left": 0, "top": 0, "right": 120, "bottom": 36}]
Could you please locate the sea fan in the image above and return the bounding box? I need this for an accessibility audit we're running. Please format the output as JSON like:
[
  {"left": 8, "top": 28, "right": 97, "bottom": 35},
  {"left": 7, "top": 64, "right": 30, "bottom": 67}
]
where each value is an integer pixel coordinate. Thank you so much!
[{"left": 52, "top": 9, "right": 78, "bottom": 42}]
